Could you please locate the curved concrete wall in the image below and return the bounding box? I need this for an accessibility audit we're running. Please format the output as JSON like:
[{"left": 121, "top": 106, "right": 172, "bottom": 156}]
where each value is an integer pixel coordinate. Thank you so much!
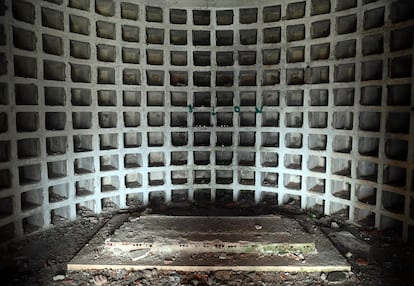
[{"left": 0, "top": 0, "right": 413, "bottom": 241}]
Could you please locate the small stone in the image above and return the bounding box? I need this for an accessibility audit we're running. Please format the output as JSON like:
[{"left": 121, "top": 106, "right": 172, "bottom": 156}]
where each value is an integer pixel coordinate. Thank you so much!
[
  {"left": 112, "top": 248, "right": 123, "bottom": 256},
  {"left": 214, "top": 270, "right": 231, "bottom": 281},
  {"left": 345, "top": 252, "right": 352, "bottom": 258},
  {"left": 331, "top": 222, "right": 340, "bottom": 228},
  {"left": 129, "top": 249, "right": 150, "bottom": 261},
  {"left": 327, "top": 271, "right": 348, "bottom": 282},
  {"left": 254, "top": 224, "right": 263, "bottom": 230},
  {"left": 164, "top": 258, "right": 174, "bottom": 264},
  {"left": 219, "top": 253, "right": 227, "bottom": 260},
  {"left": 320, "top": 273, "right": 327, "bottom": 281},
  {"left": 53, "top": 275, "right": 66, "bottom": 281}
]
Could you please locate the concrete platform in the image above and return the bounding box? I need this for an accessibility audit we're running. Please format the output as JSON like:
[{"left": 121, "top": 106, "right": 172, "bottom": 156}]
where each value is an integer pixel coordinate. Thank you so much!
[{"left": 68, "top": 214, "right": 350, "bottom": 272}]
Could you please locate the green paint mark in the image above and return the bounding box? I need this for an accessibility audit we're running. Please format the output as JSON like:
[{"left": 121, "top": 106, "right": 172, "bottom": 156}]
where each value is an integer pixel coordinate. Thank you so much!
[
  {"left": 255, "top": 105, "right": 264, "bottom": 114},
  {"left": 188, "top": 104, "right": 194, "bottom": 113},
  {"left": 234, "top": 105, "right": 240, "bottom": 112}
]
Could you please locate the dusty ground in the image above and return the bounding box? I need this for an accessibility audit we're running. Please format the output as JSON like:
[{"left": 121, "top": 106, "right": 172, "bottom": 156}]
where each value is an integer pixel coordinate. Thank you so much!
[{"left": 0, "top": 201, "right": 413, "bottom": 286}]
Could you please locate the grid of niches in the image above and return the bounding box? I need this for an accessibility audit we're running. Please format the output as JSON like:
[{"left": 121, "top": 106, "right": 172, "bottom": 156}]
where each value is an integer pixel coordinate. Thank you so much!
[{"left": 0, "top": 0, "right": 413, "bottom": 241}]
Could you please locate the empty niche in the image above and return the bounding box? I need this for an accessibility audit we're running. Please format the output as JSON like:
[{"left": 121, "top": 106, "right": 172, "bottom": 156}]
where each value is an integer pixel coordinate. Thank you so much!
[
  {"left": 69, "top": 15, "right": 89, "bottom": 35},
  {"left": 287, "top": 47, "right": 304, "bottom": 63},
  {"left": 96, "top": 21, "right": 115, "bottom": 39},
  {"left": 171, "top": 170, "right": 187, "bottom": 185},
  {"left": 13, "top": 27, "right": 36, "bottom": 51},
  {"left": 148, "top": 132, "right": 164, "bottom": 146},
  {"left": 385, "top": 139, "right": 408, "bottom": 161},
  {"left": 239, "top": 91, "right": 255, "bottom": 106},
  {"left": 121, "top": 2, "right": 138, "bottom": 20},
  {"left": 216, "top": 91, "right": 233, "bottom": 106},
  {"left": 41, "top": 7, "right": 64, "bottom": 30},
  {"left": 216, "top": 189, "right": 233, "bottom": 204},
  {"left": 16, "top": 112, "right": 38, "bottom": 132},
  {"left": 311, "top": 20, "right": 330, "bottom": 38},
  {"left": 71, "top": 88, "right": 91, "bottom": 106},
  {"left": 311, "top": 43, "right": 330, "bottom": 60},
  {"left": 170, "top": 30, "right": 187, "bottom": 45},
  {"left": 45, "top": 136, "right": 65, "bottom": 156},
  {"left": 286, "top": 69, "right": 304, "bottom": 85},
  {"left": 362, "top": 34, "right": 383, "bottom": 55},
  {"left": 194, "top": 72, "right": 210, "bottom": 87},
  {"left": 216, "top": 52, "right": 234, "bottom": 66},
  {"left": 97, "top": 45, "right": 115, "bottom": 62},
  {"left": 238, "top": 151, "right": 255, "bottom": 166},
  {"left": 17, "top": 138, "right": 40, "bottom": 158},
  {"left": 307, "top": 177, "right": 325, "bottom": 194},
  {"left": 0, "top": 53, "right": 5, "bottom": 76},
  {"left": 15, "top": 84, "right": 38, "bottom": 105},
  {"left": 146, "top": 70, "right": 163, "bottom": 86},
  {"left": 122, "top": 48, "right": 140, "bottom": 64},
  {"left": 332, "top": 158, "right": 351, "bottom": 177},
  {"left": 74, "top": 157, "right": 94, "bottom": 174},
  {"left": 101, "top": 176, "right": 119, "bottom": 192},
  {"left": 146, "top": 28, "right": 164, "bottom": 44},
  {"left": 332, "top": 112, "right": 353, "bottom": 130},
  {"left": 70, "top": 40, "right": 90, "bottom": 59},
  {"left": 239, "top": 112, "right": 256, "bottom": 127},
  {"left": 170, "top": 92, "right": 186, "bottom": 106},
  {"left": 308, "top": 134, "right": 327, "bottom": 151},
  {"left": 171, "top": 151, "right": 187, "bottom": 165},
  {"left": 72, "top": 112, "right": 92, "bottom": 129},
  {"left": 362, "top": 60, "right": 383, "bottom": 81},
  {"left": 99, "top": 112, "right": 117, "bottom": 128},
  {"left": 284, "top": 154, "right": 302, "bottom": 169},
  {"left": 172, "top": 132, "right": 188, "bottom": 146},
  {"left": 285, "top": 112, "right": 302, "bottom": 128},
  {"left": 261, "top": 192, "right": 278, "bottom": 204},
  {"left": 146, "top": 6, "right": 163, "bottom": 22},
  {"left": 382, "top": 190, "right": 404, "bottom": 214},
  {"left": 390, "top": 1, "right": 414, "bottom": 23},
  {"left": 125, "top": 174, "right": 142, "bottom": 188},
  {"left": 390, "top": 56, "right": 412, "bottom": 78},
  {"left": 47, "top": 160, "right": 67, "bottom": 179},
  {"left": 386, "top": 112, "right": 410, "bottom": 133},
  {"left": 336, "top": 14, "right": 357, "bottom": 34},
  {"left": 45, "top": 112, "right": 66, "bottom": 131},
  {"left": 0, "top": 83, "right": 8, "bottom": 105},
  {"left": 12, "top": 1, "right": 35, "bottom": 24},
  {"left": 98, "top": 90, "right": 116, "bottom": 106},
  {"left": 69, "top": 0, "right": 90, "bottom": 10},
  {"left": 364, "top": 7, "right": 384, "bottom": 30},
  {"left": 215, "top": 151, "right": 232, "bottom": 165},
  {"left": 193, "top": 51, "right": 210, "bottom": 66},
  {"left": 311, "top": 0, "right": 330, "bottom": 15},
  {"left": 263, "top": 5, "right": 281, "bottom": 22},
  {"left": 238, "top": 132, "right": 254, "bottom": 147},
  {"left": 284, "top": 174, "right": 301, "bottom": 190},
  {"left": 73, "top": 134, "right": 92, "bottom": 152},
  {"left": 239, "top": 71, "right": 256, "bottom": 86},
  {"left": 336, "top": 0, "right": 357, "bottom": 11},
  {"left": 0, "top": 169, "right": 11, "bottom": 190},
  {"left": 310, "top": 89, "right": 328, "bottom": 106},
  {"left": 14, "top": 55, "right": 37, "bottom": 78},
  {"left": 123, "top": 133, "right": 141, "bottom": 148},
  {"left": 193, "top": 10, "right": 210, "bottom": 25},
  {"left": 100, "top": 155, "right": 119, "bottom": 171},
  {"left": 216, "top": 132, "right": 232, "bottom": 146},
  {"left": 333, "top": 135, "right": 352, "bottom": 153},
  {"left": 240, "top": 29, "right": 257, "bottom": 45},
  {"left": 240, "top": 8, "right": 257, "bottom": 24},
  {"left": 335, "top": 64, "right": 355, "bottom": 82},
  {"left": 148, "top": 171, "right": 165, "bottom": 186},
  {"left": 44, "top": 60, "right": 65, "bottom": 81},
  {"left": 95, "top": 0, "right": 114, "bottom": 16},
  {"left": 216, "top": 71, "right": 234, "bottom": 86},
  {"left": 334, "top": 88, "right": 354, "bottom": 106},
  {"left": 216, "top": 170, "right": 233, "bottom": 184},
  {"left": 359, "top": 112, "right": 380, "bottom": 132},
  {"left": 238, "top": 190, "right": 255, "bottom": 203},
  {"left": 383, "top": 166, "right": 406, "bottom": 187},
  {"left": 390, "top": 27, "right": 414, "bottom": 51},
  {"left": 261, "top": 172, "right": 278, "bottom": 187},
  {"left": 331, "top": 180, "right": 351, "bottom": 200},
  {"left": 51, "top": 206, "right": 72, "bottom": 225},
  {"left": 19, "top": 164, "right": 41, "bottom": 185},
  {"left": 263, "top": 49, "right": 280, "bottom": 65},
  {"left": 194, "top": 112, "right": 211, "bottom": 127},
  {"left": 147, "top": 91, "right": 164, "bottom": 106},
  {"left": 70, "top": 64, "right": 91, "bottom": 83},
  {"left": 308, "top": 156, "right": 326, "bottom": 173},
  {"left": 0, "top": 141, "right": 10, "bottom": 162},
  {"left": 42, "top": 34, "right": 63, "bottom": 55},
  {"left": 97, "top": 67, "right": 115, "bottom": 84},
  {"left": 0, "top": 112, "right": 7, "bottom": 133},
  {"left": 262, "top": 70, "right": 280, "bottom": 86},
  {"left": 358, "top": 137, "right": 379, "bottom": 157},
  {"left": 287, "top": 24, "right": 305, "bottom": 42},
  {"left": 0, "top": 25, "right": 4, "bottom": 46},
  {"left": 123, "top": 90, "right": 140, "bottom": 106},
  {"left": 171, "top": 51, "right": 187, "bottom": 66},
  {"left": 194, "top": 151, "right": 210, "bottom": 165},
  {"left": 216, "top": 10, "right": 233, "bottom": 25},
  {"left": 262, "top": 90, "right": 279, "bottom": 106},
  {"left": 216, "top": 30, "right": 233, "bottom": 46},
  {"left": 96, "top": 135, "right": 118, "bottom": 154},
  {"left": 123, "top": 112, "right": 140, "bottom": 127},
  {"left": 285, "top": 133, "right": 302, "bottom": 148},
  {"left": 361, "top": 86, "right": 381, "bottom": 105},
  {"left": 124, "top": 69, "right": 141, "bottom": 85},
  {"left": 387, "top": 84, "right": 411, "bottom": 106},
  {"left": 310, "top": 67, "right": 329, "bottom": 84},
  {"left": 48, "top": 183, "right": 69, "bottom": 203},
  {"left": 192, "top": 30, "right": 210, "bottom": 46},
  {"left": 148, "top": 112, "right": 164, "bottom": 126},
  {"left": 194, "top": 170, "right": 211, "bottom": 184},
  {"left": 171, "top": 112, "right": 187, "bottom": 127},
  {"left": 286, "top": 90, "right": 304, "bottom": 106},
  {"left": 20, "top": 189, "right": 42, "bottom": 211},
  {"left": 286, "top": 1, "right": 305, "bottom": 19},
  {"left": 263, "top": 27, "right": 280, "bottom": 43},
  {"left": 335, "top": 40, "right": 356, "bottom": 59},
  {"left": 261, "top": 132, "right": 278, "bottom": 147},
  {"left": 238, "top": 169, "right": 255, "bottom": 185},
  {"left": 170, "top": 71, "right": 188, "bottom": 86},
  {"left": 261, "top": 112, "right": 278, "bottom": 127},
  {"left": 170, "top": 9, "right": 186, "bottom": 24},
  {"left": 122, "top": 25, "right": 139, "bottom": 42},
  {"left": 194, "top": 92, "right": 210, "bottom": 107},
  {"left": 261, "top": 152, "right": 278, "bottom": 167},
  {"left": 357, "top": 161, "right": 377, "bottom": 181},
  {"left": 23, "top": 214, "right": 44, "bottom": 234}
]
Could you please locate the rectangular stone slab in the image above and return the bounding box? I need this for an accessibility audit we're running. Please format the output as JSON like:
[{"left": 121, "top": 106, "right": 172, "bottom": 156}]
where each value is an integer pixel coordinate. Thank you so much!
[{"left": 68, "top": 214, "right": 350, "bottom": 272}]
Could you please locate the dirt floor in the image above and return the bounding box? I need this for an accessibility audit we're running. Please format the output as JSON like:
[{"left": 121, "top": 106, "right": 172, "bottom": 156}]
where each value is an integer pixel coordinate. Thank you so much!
[{"left": 1, "top": 201, "right": 413, "bottom": 286}]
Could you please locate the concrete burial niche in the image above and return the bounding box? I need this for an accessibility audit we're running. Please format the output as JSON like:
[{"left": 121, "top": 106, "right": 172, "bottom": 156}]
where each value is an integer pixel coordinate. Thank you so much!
[{"left": 0, "top": 0, "right": 413, "bottom": 277}]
